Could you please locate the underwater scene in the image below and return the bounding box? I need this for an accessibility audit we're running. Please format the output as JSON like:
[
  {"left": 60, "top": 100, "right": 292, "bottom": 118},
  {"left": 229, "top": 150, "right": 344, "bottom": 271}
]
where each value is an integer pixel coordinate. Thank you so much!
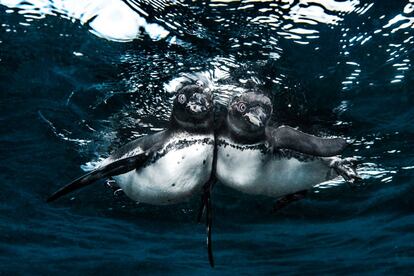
[{"left": 1, "top": 0, "right": 413, "bottom": 274}]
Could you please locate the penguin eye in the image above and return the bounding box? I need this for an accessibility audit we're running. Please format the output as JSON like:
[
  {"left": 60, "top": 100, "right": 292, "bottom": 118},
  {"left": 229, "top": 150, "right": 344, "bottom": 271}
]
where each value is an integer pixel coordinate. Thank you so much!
[
  {"left": 178, "top": 94, "right": 187, "bottom": 104},
  {"left": 237, "top": 102, "right": 247, "bottom": 113}
]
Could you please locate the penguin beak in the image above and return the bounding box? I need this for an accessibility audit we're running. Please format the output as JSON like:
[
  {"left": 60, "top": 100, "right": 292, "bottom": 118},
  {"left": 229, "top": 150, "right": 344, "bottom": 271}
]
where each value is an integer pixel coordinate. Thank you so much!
[
  {"left": 243, "top": 108, "right": 267, "bottom": 127},
  {"left": 187, "top": 93, "right": 211, "bottom": 115}
]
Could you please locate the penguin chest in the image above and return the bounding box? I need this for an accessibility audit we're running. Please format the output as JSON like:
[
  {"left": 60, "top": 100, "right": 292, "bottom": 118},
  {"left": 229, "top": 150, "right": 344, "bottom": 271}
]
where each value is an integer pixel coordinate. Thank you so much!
[
  {"left": 216, "top": 140, "right": 332, "bottom": 198},
  {"left": 114, "top": 137, "right": 214, "bottom": 205}
]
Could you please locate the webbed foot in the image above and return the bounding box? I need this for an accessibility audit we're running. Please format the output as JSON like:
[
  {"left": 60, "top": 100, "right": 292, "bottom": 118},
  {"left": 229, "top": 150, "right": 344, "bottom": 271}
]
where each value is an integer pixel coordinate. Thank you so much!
[
  {"left": 329, "top": 157, "right": 361, "bottom": 184},
  {"left": 272, "top": 190, "right": 308, "bottom": 212}
]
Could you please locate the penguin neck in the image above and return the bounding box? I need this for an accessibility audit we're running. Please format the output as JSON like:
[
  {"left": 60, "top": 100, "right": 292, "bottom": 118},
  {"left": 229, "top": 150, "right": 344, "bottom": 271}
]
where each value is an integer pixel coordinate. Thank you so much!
[
  {"left": 224, "top": 120, "right": 266, "bottom": 144},
  {"left": 169, "top": 115, "right": 214, "bottom": 134}
]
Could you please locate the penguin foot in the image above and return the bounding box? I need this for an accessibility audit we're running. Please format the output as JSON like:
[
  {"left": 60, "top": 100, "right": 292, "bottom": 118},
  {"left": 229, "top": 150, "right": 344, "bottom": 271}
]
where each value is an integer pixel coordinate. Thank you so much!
[
  {"left": 272, "top": 190, "right": 308, "bottom": 212},
  {"left": 330, "top": 157, "right": 361, "bottom": 184}
]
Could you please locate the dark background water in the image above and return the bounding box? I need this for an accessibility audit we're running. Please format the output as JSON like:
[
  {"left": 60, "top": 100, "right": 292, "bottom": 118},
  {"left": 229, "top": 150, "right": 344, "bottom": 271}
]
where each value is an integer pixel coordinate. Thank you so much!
[{"left": 1, "top": 0, "right": 414, "bottom": 274}]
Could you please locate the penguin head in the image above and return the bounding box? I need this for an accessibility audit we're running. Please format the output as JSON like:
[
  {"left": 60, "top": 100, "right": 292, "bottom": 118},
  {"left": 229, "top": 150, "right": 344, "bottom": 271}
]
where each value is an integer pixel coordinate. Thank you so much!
[
  {"left": 227, "top": 92, "right": 273, "bottom": 138},
  {"left": 172, "top": 84, "right": 213, "bottom": 130}
]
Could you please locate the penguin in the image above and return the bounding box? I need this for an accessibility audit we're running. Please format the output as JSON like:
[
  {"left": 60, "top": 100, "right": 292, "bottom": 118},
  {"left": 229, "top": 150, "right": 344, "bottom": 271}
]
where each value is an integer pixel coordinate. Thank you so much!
[
  {"left": 215, "top": 91, "right": 360, "bottom": 206},
  {"left": 47, "top": 83, "right": 218, "bottom": 267},
  {"left": 47, "top": 84, "right": 216, "bottom": 205}
]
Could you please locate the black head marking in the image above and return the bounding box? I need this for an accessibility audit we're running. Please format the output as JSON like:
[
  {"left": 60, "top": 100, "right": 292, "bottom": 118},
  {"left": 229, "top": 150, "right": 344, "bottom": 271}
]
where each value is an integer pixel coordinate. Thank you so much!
[
  {"left": 171, "top": 84, "right": 213, "bottom": 131},
  {"left": 227, "top": 91, "right": 273, "bottom": 140}
]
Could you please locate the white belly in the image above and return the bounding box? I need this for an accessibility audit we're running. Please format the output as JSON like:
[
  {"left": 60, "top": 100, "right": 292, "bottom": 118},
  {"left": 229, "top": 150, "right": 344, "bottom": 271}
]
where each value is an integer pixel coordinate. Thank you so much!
[
  {"left": 114, "top": 136, "right": 213, "bottom": 205},
  {"left": 216, "top": 140, "right": 334, "bottom": 198}
]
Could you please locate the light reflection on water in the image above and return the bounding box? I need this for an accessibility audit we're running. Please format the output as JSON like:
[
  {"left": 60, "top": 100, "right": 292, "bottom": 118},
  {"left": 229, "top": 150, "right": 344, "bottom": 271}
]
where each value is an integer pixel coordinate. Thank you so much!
[
  {"left": 2, "top": 0, "right": 413, "bottom": 85},
  {"left": 1, "top": 0, "right": 170, "bottom": 41}
]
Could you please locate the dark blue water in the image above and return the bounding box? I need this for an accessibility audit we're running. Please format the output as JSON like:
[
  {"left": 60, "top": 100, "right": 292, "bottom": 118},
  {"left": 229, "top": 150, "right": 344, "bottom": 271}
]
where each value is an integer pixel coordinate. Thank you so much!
[{"left": 1, "top": 0, "right": 414, "bottom": 274}]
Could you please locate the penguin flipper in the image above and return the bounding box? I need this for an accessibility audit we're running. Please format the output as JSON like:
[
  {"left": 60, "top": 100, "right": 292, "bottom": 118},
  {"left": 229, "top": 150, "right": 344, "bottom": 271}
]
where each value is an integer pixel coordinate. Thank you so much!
[
  {"left": 266, "top": 126, "right": 348, "bottom": 157},
  {"left": 47, "top": 153, "right": 151, "bottom": 202}
]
